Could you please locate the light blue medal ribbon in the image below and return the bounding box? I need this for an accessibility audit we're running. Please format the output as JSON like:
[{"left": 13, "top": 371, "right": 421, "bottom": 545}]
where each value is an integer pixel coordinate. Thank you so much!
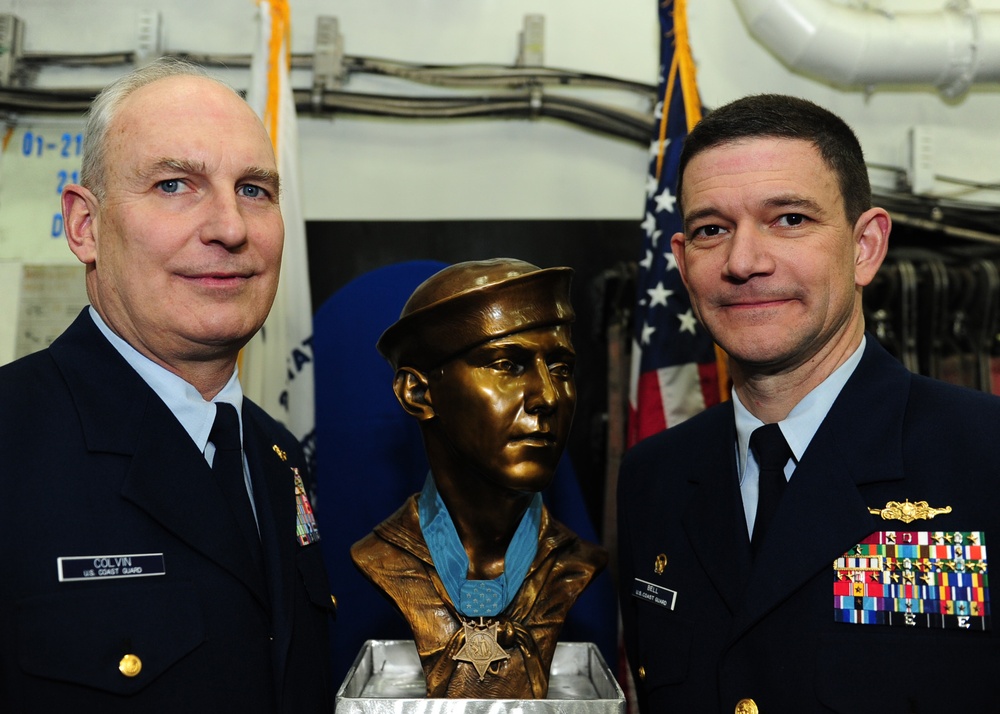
[{"left": 418, "top": 474, "right": 541, "bottom": 618}]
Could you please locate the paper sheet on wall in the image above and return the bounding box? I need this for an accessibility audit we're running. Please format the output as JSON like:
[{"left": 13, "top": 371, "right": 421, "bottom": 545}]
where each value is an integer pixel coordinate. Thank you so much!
[
  {"left": 0, "top": 120, "right": 90, "bottom": 366},
  {"left": 0, "top": 261, "right": 20, "bottom": 365},
  {"left": 0, "top": 264, "right": 88, "bottom": 367},
  {"left": 0, "top": 120, "right": 86, "bottom": 264}
]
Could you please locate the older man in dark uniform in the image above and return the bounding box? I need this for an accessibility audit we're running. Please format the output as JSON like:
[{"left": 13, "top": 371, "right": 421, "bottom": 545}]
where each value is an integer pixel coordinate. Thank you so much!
[{"left": 0, "top": 59, "right": 335, "bottom": 712}]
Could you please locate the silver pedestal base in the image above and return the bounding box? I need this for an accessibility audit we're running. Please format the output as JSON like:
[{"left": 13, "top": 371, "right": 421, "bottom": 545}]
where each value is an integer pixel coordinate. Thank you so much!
[{"left": 336, "top": 640, "right": 625, "bottom": 713}]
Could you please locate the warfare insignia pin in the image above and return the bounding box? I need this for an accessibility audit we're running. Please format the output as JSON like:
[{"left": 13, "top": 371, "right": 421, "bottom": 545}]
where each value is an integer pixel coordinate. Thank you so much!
[
  {"left": 272, "top": 444, "right": 287, "bottom": 461},
  {"left": 868, "top": 499, "right": 952, "bottom": 523}
]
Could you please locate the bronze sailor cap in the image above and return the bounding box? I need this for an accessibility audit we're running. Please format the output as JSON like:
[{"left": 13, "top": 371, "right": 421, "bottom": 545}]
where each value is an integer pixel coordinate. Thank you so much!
[{"left": 376, "top": 258, "right": 574, "bottom": 371}]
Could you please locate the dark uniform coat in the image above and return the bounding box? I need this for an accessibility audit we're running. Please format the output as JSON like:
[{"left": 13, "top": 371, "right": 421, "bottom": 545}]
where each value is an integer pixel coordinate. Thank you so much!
[
  {"left": 618, "top": 337, "right": 1000, "bottom": 713},
  {"left": 0, "top": 310, "right": 336, "bottom": 713}
]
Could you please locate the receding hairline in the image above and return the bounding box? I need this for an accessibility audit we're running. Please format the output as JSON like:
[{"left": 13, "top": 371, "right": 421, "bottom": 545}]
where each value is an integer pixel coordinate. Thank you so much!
[
  {"left": 94, "top": 74, "right": 278, "bottom": 196},
  {"left": 80, "top": 59, "right": 254, "bottom": 199},
  {"left": 113, "top": 73, "right": 253, "bottom": 124}
]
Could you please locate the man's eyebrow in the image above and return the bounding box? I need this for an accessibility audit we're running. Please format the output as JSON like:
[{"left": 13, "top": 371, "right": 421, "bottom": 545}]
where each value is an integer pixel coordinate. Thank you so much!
[
  {"left": 682, "top": 206, "right": 721, "bottom": 233},
  {"left": 243, "top": 166, "right": 281, "bottom": 195},
  {"left": 137, "top": 157, "right": 206, "bottom": 181},
  {"left": 761, "top": 195, "right": 824, "bottom": 213},
  {"left": 136, "top": 159, "right": 281, "bottom": 194},
  {"left": 682, "top": 195, "right": 826, "bottom": 233}
]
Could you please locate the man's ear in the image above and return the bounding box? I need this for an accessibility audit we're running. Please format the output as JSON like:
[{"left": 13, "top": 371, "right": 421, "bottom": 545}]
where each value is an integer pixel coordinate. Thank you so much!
[
  {"left": 61, "top": 184, "right": 99, "bottom": 266},
  {"left": 854, "top": 206, "right": 891, "bottom": 288},
  {"left": 670, "top": 231, "right": 690, "bottom": 286},
  {"left": 392, "top": 367, "right": 436, "bottom": 421}
]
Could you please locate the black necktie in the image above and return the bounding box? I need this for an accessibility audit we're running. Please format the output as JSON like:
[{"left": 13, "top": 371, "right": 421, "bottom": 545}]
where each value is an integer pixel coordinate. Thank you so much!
[
  {"left": 210, "top": 403, "right": 262, "bottom": 565},
  {"left": 749, "top": 423, "right": 791, "bottom": 557}
]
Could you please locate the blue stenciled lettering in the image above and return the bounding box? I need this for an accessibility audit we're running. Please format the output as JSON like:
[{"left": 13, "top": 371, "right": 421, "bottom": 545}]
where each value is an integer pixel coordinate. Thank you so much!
[
  {"left": 291, "top": 347, "right": 311, "bottom": 372},
  {"left": 285, "top": 338, "right": 314, "bottom": 382},
  {"left": 278, "top": 337, "right": 315, "bottom": 412},
  {"left": 60, "top": 133, "right": 74, "bottom": 158}
]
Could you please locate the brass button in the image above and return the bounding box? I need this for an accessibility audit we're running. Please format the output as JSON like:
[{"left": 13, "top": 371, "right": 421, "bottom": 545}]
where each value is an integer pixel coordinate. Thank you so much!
[
  {"left": 330, "top": 594, "right": 338, "bottom": 610},
  {"left": 637, "top": 666, "right": 646, "bottom": 681},
  {"left": 118, "top": 654, "right": 142, "bottom": 678},
  {"left": 735, "top": 698, "right": 758, "bottom": 714}
]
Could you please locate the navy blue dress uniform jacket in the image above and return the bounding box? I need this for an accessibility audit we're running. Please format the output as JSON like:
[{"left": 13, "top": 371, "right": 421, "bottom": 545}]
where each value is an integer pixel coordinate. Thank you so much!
[
  {"left": 0, "top": 310, "right": 336, "bottom": 713},
  {"left": 618, "top": 337, "right": 1000, "bottom": 713}
]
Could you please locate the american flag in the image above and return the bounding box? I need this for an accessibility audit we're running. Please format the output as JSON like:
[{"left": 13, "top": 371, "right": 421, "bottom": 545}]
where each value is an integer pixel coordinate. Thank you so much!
[{"left": 627, "top": 0, "right": 727, "bottom": 447}]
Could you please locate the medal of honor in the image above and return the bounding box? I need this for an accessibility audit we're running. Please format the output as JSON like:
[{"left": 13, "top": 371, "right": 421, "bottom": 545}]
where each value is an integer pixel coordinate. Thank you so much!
[
  {"left": 453, "top": 618, "right": 510, "bottom": 679},
  {"left": 418, "top": 475, "right": 542, "bottom": 682}
]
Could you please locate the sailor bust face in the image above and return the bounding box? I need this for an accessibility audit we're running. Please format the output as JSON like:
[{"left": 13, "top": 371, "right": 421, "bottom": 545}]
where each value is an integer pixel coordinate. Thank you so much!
[
  {"left": 377, "top": 257, "right": 578, "bottom": 499},
  {"left": 423, "top": 322, "right": 576, "bottom": 495}
]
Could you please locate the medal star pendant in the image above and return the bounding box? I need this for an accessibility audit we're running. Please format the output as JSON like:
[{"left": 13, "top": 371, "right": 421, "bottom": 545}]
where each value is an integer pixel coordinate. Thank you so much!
[{"left": 453, "top": 618, "right": 510, "bottom": 680}]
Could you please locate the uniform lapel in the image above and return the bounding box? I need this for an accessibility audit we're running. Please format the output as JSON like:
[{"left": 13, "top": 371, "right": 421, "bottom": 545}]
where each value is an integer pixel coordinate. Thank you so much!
[
  {"left": 50, "top": 310, "right": 269, "bottom": 607},
  {"left": 243, "top": 407, "right": 296, "bottom": 698},
  {"left": 121, "top": 411, "right": 270, "bottom": 606},
  {"left": 733, "top": 447, "right": 877, "bottom": 637},
  {"left": 680, "top": 404, "right": 753, "bottom": 614},
  {"left": 731, "top": 339, "right": 910, "bottom": 639}
]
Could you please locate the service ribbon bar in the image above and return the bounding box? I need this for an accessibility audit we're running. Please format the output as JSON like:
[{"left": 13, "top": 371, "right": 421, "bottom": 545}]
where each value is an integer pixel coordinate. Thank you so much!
[
  {"left": 833, "top": 530, "right": 990, "bottom": 631},
  {"left": 292, "top": 467, "right": 321, "bottom": 546}
]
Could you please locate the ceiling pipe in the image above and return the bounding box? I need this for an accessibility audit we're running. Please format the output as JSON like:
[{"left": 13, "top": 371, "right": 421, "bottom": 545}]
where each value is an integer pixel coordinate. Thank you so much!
[{"left": 732, "top": 0, "right": 1000, "bottom": 98}]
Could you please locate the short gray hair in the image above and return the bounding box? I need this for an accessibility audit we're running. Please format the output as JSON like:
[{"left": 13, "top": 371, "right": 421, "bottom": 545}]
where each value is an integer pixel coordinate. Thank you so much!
[{"left": 79, "top": 57, "right": 239, "bottom": 200}]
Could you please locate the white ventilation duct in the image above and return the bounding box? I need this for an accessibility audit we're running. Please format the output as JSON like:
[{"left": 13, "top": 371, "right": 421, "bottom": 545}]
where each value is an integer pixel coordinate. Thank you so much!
[{"left": 733, "top": 0, "right": 1000, "bottom": 98}]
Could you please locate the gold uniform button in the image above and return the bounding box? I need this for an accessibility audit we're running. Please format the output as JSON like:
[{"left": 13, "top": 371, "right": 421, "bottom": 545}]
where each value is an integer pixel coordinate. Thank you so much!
[
  {"left": 637, "top": 666, "right": 646, "bottom": 681},
  {"left": 118, "top": 654, "right": 142, "bottom": 678},
  {"left": 330, "top": 594, "right": 338, "bottom": 610},
  {"left": 735, "top": 698, "right": 758, "bottom": 714}
]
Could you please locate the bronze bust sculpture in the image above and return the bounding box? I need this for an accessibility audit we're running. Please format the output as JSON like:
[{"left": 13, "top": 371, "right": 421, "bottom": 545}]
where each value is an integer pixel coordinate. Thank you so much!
[{"left": 351, "top": 258, "right": 607, "bottom": 699}]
